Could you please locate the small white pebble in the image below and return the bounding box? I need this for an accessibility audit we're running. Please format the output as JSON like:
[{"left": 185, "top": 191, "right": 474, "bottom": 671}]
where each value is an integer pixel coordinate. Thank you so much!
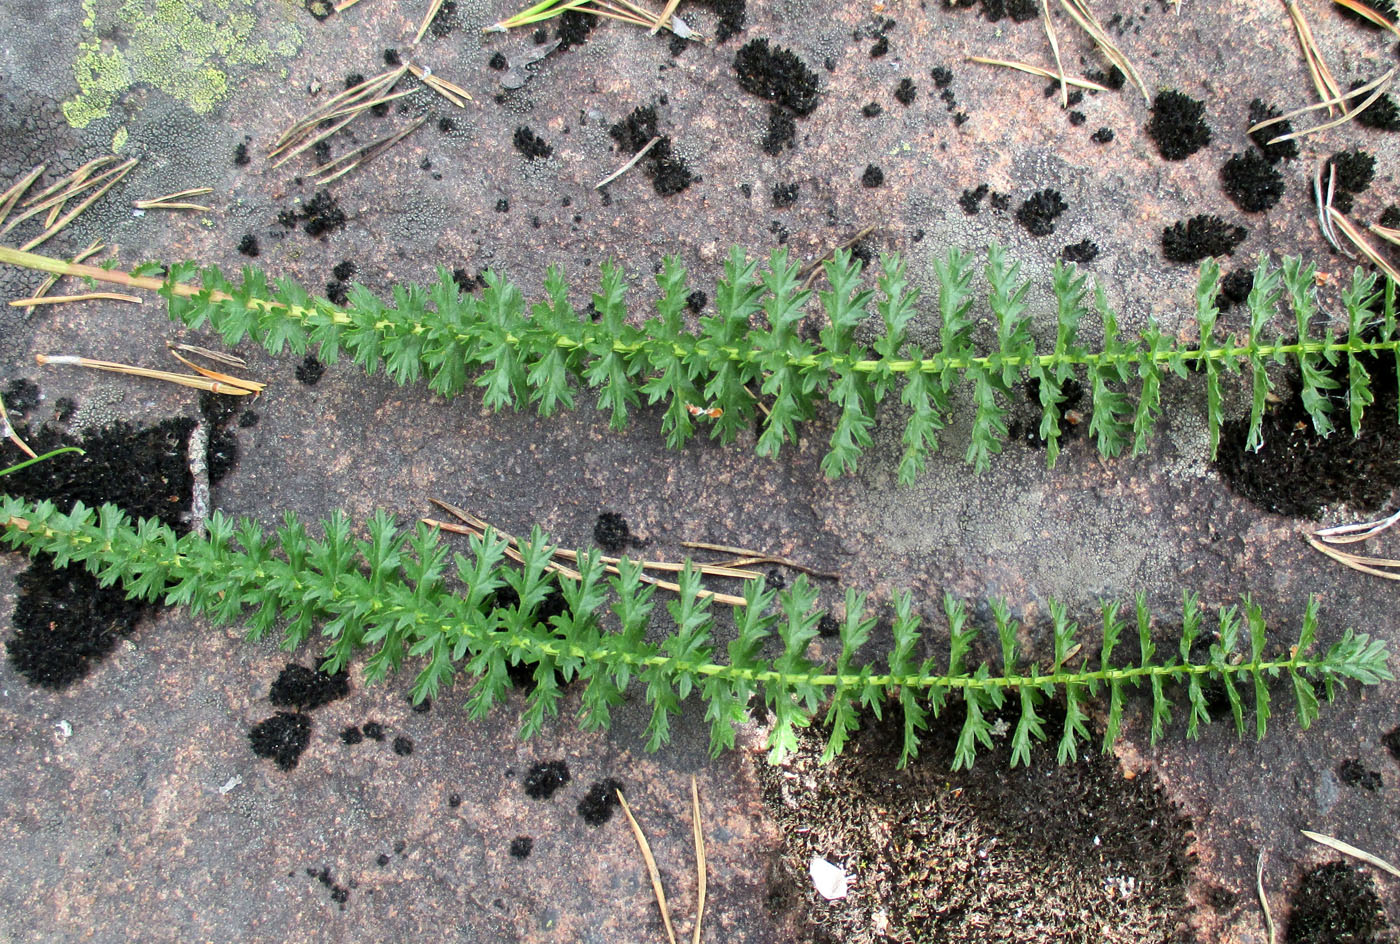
[
  {"left": 54, "top": 720, "right": 72, "bottom": 739},
  {"left": 809, "top": 856, "right": 848, "bottom": 901},
  {"left": 219, "top": 775, "right": 243, "bottom": 795}
]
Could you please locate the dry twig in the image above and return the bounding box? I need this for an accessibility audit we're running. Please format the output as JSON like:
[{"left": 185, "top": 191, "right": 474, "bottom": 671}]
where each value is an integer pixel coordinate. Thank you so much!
[
  {"left": 22, "top": 239, "right": 105, "bottom": 302},
  {"left": 799, "top": 225, "right": 877, "bottom": 290},
  {"left": 133, "top": 187, "right": 214, "bottom": 212},
  {"left": 1301, "top": 830, "right": 1400, "bottom": 878},
  {"left": 680, "top": 539, "right": 839, "bottom": 579},
  {"left": 1286, "top": 0, "right": 1344, "bottom": 114},
  {"left": 596, "top": 135, "right": 661, "bottom": 189},
  {"left": 617, "top": 789, "right": 678, "bottom": 944}
]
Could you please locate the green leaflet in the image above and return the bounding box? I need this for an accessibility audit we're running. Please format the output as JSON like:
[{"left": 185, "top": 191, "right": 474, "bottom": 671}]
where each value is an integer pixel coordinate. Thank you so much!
[
  {"left": 1, "top": 244, "right": 1398, "bottom": 481},
  {"left": 3, "top": 496, "right": 1391, "bottom": 769}
]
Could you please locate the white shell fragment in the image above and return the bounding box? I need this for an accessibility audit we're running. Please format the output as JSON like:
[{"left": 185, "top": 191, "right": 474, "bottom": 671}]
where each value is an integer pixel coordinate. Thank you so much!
[{"left": 809, "top": 856, "right": 849, "bottom": 900}]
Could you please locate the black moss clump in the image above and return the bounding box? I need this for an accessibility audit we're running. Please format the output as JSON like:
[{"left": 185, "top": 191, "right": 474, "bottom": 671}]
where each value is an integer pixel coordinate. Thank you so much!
[
  {"left": 1335, "top": 0, "right": 1398, "bottom": 28},
  {"left": 269, "top": 663, "right": 349, "bottom": 710},
  {"left": 861, "top": 164, "right": 884, "bottom": 188},
  {"left": 427, "top": 0, "right": 457, "bottom": 37},
  {"left": 341, "top": 725, "right": 364, "bottom": 745},
  {"left": 862, "top": 101, "right": 883, "bottom": 118},
  {"left": 4, "top": 378, "right": 39, "bottom": 416},
  {"left": 1215, "top": 341, "right": 1400, "bottom": 517},
  {"left": 249, "top": 712, "right": 312, "bottom": 770},
  {"left": 1336, "top": 758, "right": 1382, "bottom": 791},
  {"left": 701, "top": 0, "right": 746, "bottom": 41},
  {"left": 817, "top": 614, "right": 840, "bottom": 638},
  {"left": 577, "top": 778, "right": 624, "bottom": 826},
  {"left": 772, "top": 182, "right": 799, "bottom": 208},
  {"left": 301, "top": 190, "right": 346, "bottom": 238},
  {"left": 8, "top": 557, "right": 148, "bottom": 689},
  {"left": 1015, "top": 189, "right": 1067, "bottom": 236},
  {"left": 393, "top": 735, "right": 414, "bottom": 756},
  {"left": 1068, "top": 111, "right": 1085, "bottom": 126},
  {"left": 488, "top": 52, "right": 508, "bottom": 71},
  {"left": 1147, "top": 90, "right": 1211, "bottom": 161},
  {"left": 332, "top": 260, "right": 356, "bottom": 281},
  {"left": 452, "top": 268, "right": 480, "bottom": 293},
  {"left": 869, "top": 35, "right": 889, "bottom": 57},
  {"left": 593, "top": 512, "right": 631, "bottom": 553},
  {"left": 295, "top": 354, "right": 325, "bottom": 385},
  {"left": 607, "top": 105, "right": 695, "bottom": 196},
  {"left": 1248, "top": 100, "right": 1299, "bottom": 163},
  {"left": 894, "top": 78, "right": 917, "bottom": 106},
  {"left": 1285, "top": 861, "right": 1387, "bottom": 943},
  {"left": 959, "top": 183, "right": 989, "bottom": 215},
  {"left": 384, "top": 48, "right": 401, "bottom": 66},
  {"left": 1381, "top": 205, "right": 1400, "bottom": 229},
  {"left": 1322, "top": 148, "right": 1376, "bottom": 215},
  {"left": 523, "top": 760, "right": 571, "bottom": 799},
  {"left": 238, "top": 410, "right": 258, "bottom": 428},
  {"left": 233, "top": 141, "right": 250, "bottom": 166},
  {"left": 1383, "top": 724, "right": 1400, "bottom": 762},
  {"left": 1060, "top": 240, "right": 1099, "bottom": 264},
  {"left": 494, "top": 198, "right": 509, "bottom": 213},
  {"left": 307, "top": 867, "right": 349, "bottom": 907},
  {"left": 344, "top": 72, "right": 365, "bottom": 90},
  {"left": 312, "top": 140, "right": 332, "bottom": 165},
  {"left": 686, "top": 290, "right": 707, "bottom": 313},
  {"left": 237, "top": 234, "right": 259, "bottom": 257},
  {"left": 555, "top": 9, "right": 597, "bottom": 50},
  {"left": 1220, "top": 151, "right": 1285, "bottom": 213},
  {"left": 1161, "top": 215, "right": 1247, "bottom": 263},
  {"left": 1351, "top": 82, "right": 1400, "bottom": 131},
  {"left": 509, "top": 836, "right": 534, "bottom": 858},
  {"left": 1002, "top": 0, "right": 1037, "bottom": 20},
  {"left": 1217, "top": 268, "right": 1254, "bottom": 311},
  {"left": 513, "top": 127, "right": 553, "bottom": 160},
  {"left": 1091, "top": 126, "right": 1114, "bottom": 144},
  {"left": 326, "top": 280, "right": 349, "bottom": 306},
  {"left": 733, "top": 39, "right": 820, "bottom": 116},
  {"left": 362, "top": 721, "right": 385, "bottom": 741},
  {"left": 931, "top": 66, "right": 953, "bottom": 88},
  {"left": 762, "top": 104, "right": 796, "bottom": 155}
]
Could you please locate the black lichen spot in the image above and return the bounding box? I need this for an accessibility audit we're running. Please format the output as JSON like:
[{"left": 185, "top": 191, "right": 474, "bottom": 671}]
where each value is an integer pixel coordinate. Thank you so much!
[
  {"left": 362, "top": 720, "right": 385, "bottom": 741},
  {"left": 577, "top": 778, "right": 624, "bottom": 826},
  {"left": 608, "top": 105, "right": 694, "bottom": 196},
  {"left": 523, "top": 760, "right": 571, "bottom": 799},
  {"left": 509, "top": 836, "right": 534, "bottom": 858},
  {"left": 1248, "top": 100, "right": 1299, "bottom": 163},
  {"left": 326, "top": 280, "right": 348, "bottom": 306},
  {"left": 894, "top": 78, "right": 916, "bottom": 106},
  {"left": 555, "top": 9, "right": 597, "bottom": 50},
  {"left": 862, "top": 101, "right": 883, "bottom": 118},
  {"left": 1091, "top": 126, "right": 1114, "bottom": 144},
  {"left": 1161, "top": 215, "right": 1246, "bottom": 263},
  {"left": 1067, "top": 111, "right": 1085, "bottom": 126},
  {"left": 861, "top": 164, "right": 884, "bottom": 188},
  {"left": 1285, "top": 861, "right": 1387, "bottom": 944},
  {"left": 4, "top": 379, "right": 39, "bottom": 416},
  {"left": 764, "top": 568, "right": 786, "bottom": 591},
  {"left": 488, "top": 51, "right": 508, "bottom": 71},
  {"left": 1221, "top": 151, "right": 1285, "bottom": 213},
  {"left": 593, "top": 512, "right": 631, "bottom": 554},
  {"left": 295, "top": 354, "right": 325, "bottom": 385},
  {"left": 817, "top": 613, "right": 840, "bottom": 638},
  {"left": 1085, "top": 65, "right": 1125, "bottom": 90},
  {"left": 341, "top": 725, "right": 364, "bottom": 745},
  {"left": 312, "top": 140, "right": 331, "bottom": 165},
  {"left": 332, "top": 260, "right": 356, "bottom": 282},
  {"left": 412, "top": 696, "right": 431, "bottom": 713},
  {"left": 269, "top": 663, "right": 350, "bottom": 710},
  {"left": 384, "top": 48, "right": 401, "bottom": 66},
  {"left": 931, "top": 66, "right": 953, "bottom": 88},
  {"left": 306, "top": 867, "right": 349, "bottom": 907},
  {"left": 233, "top": 141, "right": 250, "bottom": 166},
  {"left": 495, "top": 198, "right": 509, "bottom": 213},
  {"left": 1336, "top": 758, "right": 1382, "bottom": 791},
  {"left": 733, "top": 39, "right": 820, "bottom": 115},
  {"left": 762, "top": 104, "right": 796, "bottom": 155},
  {"left": 393, "top": 735, "right": 414, "bottom": 756},
  {"left": 1147, "top": 90, "right": 1211, "bottom": 161},
  {"left": 513, "top": 126, "right": 553, "bottom": 160},
  {"left": 686, "top": 290, "right": 707, "bottom": 312},
  {"left": 344, "top": 72, "right": 366, "bottom": 90},
  {"left": 452, "top": 268, "right": 480, "bottom": 293},
  {"left": 237, "top": 234, "right": 260, "bottom": 257},
  {"left": 959, "top": 183, "right": 988, "bottom": 215},
  {"left": 238, "top": 410, "right": 258, "bottom": 428},
  {"left": 869, "top": 35, "right": 889, "bottom": 57},
  {"left": 448, "top": 792, "right": 462, "bottom": 808},
  {"left": 772, "top": 182, "right": 799, "bottom": 208},
  {"left": 1326, "top": 148, "right": 1376, "bottom": 200},
  {"left": 249, "top": 712, "right": 311, "bottom": 770},
  {"left": 1060, "top": 240, "right": 1099, "bottom": 264},
  {"left": 1015, "top": 189, "right": 1067, "bottom": 237},
  {"left": 376, "top": 852, "right": 390, "bottom": 866}
]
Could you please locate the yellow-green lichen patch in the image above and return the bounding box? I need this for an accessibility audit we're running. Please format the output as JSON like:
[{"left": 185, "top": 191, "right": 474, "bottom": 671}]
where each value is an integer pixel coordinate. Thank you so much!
[{"left": 63, "top": 0, "right": 303, "bottom": 128}]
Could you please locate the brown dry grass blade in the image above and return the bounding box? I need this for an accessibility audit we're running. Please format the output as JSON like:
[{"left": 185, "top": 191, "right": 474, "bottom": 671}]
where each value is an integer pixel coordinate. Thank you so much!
[
  {"left": 1305, "top": 533, "right": 1400, "bottom": 580},
  {"left": 414, "top": 0, "right": 446, "bottom": 43},
  {"left": 1332, "top": 0, "right": 1400, "bottom": 34},
  {"left": 35, "top": 354, "right": 258, "bottom": 395},
  {"left": 596, "top": 135, "right": 662, "bottom": 189},
  {"left": 1286, "top": 0, "right": 1344, "bottom": 114},
  {"left": 0, "top": 164, "right": 45, "bottom": 228},
  {"left": 1257, "top": 850, "right": 1276, "bottom": 944},
  {"left": 18, "top": 159, "right": 137, "bottom": 252},
  {"left": 1300, "top": 830, "right": 1400, "bottom": 878},
  {"left": 1057, "top": 0, "right": 1149, "bottom": 102},
  {"left": 690, "top": 777, "right": 706, "bottom": 944},
  {"left": 965, "top": 57, "right": 1112, "bottom": 91},
  {"left": 313, "top": 116, "right": 427, "bottom": 184},
  {"left": 1041, "top": 0, "right": 1068, "bottom": 108},
  {"left": 1329, "top": 207, "right": 1400, "bottom": 283},
  {"left": 134, "top": 187, "right": 215, "bottom": 211},
  {"left": 617, "top": 789, "right": 679, "bottom": 944},
  {"left": 167, "top": 349, "right": 266, "bottom": 392},
  {"left": 0, "top": 393, "right": 37, "bottom": 459},
  {"left": 680, "top": 540, "right": 840, "bottom": 580},
  {"left": 407, "top": 63, "right": 474, "bottom": 107}
]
